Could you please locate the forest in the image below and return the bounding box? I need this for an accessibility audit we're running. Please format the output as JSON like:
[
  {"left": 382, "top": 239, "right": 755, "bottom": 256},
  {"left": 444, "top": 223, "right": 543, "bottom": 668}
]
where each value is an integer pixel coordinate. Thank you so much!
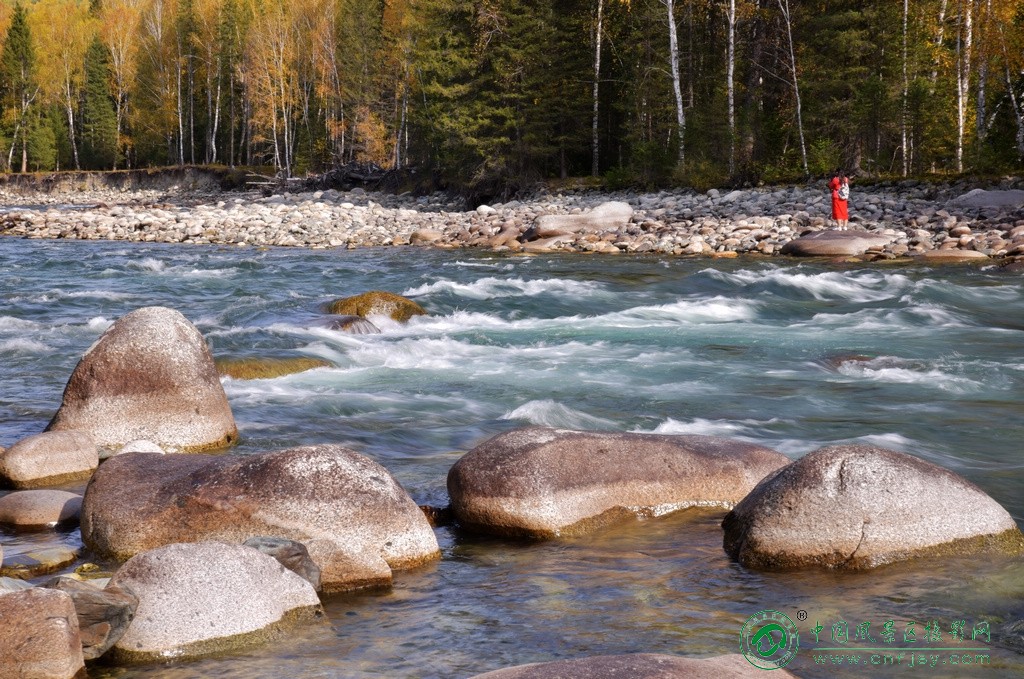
[{"left": 1, "top": 0, "right": 1023, "bottom": 194}]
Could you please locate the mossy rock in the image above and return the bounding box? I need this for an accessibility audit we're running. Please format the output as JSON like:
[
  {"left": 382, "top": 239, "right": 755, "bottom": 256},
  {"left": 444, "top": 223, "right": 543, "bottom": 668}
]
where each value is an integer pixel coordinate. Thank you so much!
[
  {"left": 324, "top": 291, "right": 426, "bottom": 323},
  {"left": 216, "top": 357, "right": 332, "bottom": 380}
]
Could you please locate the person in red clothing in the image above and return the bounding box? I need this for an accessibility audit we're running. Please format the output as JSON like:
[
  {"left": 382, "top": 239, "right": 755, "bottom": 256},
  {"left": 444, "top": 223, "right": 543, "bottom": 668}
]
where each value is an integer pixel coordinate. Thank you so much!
[{"left": 829, "top": 171, "right": 850, "bottom": 229}]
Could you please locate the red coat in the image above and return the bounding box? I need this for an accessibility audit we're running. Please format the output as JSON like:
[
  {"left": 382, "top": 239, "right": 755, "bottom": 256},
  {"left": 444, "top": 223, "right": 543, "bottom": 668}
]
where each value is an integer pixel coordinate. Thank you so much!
[{"left": 830, "top": 177, "right": 849, "bottom": 220}]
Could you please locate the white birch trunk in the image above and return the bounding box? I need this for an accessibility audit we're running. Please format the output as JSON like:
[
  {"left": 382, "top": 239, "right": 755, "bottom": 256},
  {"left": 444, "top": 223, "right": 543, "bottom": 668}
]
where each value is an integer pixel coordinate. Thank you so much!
[
  {"left": 664, "top": 0, "right": 686, "bottom": 166},
  {"left": 592, "top": 0, "right": 604, "bottom": 176},
  {"left": 930, "top": 0, "right": 948, "bottom": 90},
  {"left": 975, "top": 0, "right": 992, "bottom": 144},
  {"left": 955, "top": 0, "right": 973, "bottom": 173},
  {"left": 727, "top": 0, "right": 736, "bottom": 175},
  {"left": 777, "top": 0, "right": 807, "bottom": 174},
  {"left": 902, "top": 0, "right": 909, "bottom": 176}
]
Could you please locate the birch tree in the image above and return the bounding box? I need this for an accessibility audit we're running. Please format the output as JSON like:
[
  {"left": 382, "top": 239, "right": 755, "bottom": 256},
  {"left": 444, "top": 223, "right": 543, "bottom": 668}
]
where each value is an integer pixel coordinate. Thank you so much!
[
  {"left": 661, "top": 0, "right": 686, "bottom": 166},
  {"left": 725, "top": 0, "right": 736, "bottom": 175},
  {"left": 777, "top": 0, "right": 807, "bottom": 174},
  {"left": 955, "top": 0, "right": 973, "bottom": 172},
  {"left": 100, "top": 0, "right": 145, "bottom": 168},
  {"left": 31, "top": 0, "right": 95, "bottom": 170},
  {"left": 592, "top": 0, "right": 604, "bottom": 176}
]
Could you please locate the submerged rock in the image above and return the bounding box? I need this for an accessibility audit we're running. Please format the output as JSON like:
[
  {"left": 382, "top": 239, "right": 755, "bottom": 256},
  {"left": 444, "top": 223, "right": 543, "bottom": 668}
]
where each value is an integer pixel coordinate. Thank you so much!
[
  {"left": 107, "top": 542, "right": 322, "bottom": 663},
  {"left": 0, "top": 588, "right": 84, "bottom": 679},
  {"left": 81, "top": 445, "right": 441, "bottom": 592},
  {"left": 324, "top": 291, "right": 426, "bottom": 322},
  {"left": 215, "top": 356, "right": 332, "bottom": 380},
  {"left": 323, "top": 314, "right": 382, "bottom": 334},
  {"left": 0, "top": 490, "right": 82, "bottom": 528},
  {"left": 0, "top": 431, "right": 97, "bottom": 489},
  {"left": 0, "top": 546, "right": 79, "bottom": 579},
  {"left": 46, "top": 306, "right": 238, "bottom": 453},
  {"left": 470, "top": 653, "right": 798, "bottom": 678},
  {"left": 723, "top": 445, "right": 1024, "bottom": 570},
  {"left": 448, "top": 428, "right": 790, "bottom": 538}
]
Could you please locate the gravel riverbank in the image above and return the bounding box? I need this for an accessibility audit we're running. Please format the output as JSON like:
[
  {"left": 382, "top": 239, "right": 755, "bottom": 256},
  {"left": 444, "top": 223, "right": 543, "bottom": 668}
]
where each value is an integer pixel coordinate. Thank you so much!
[{"left": 2, "top": 180, "right": 1024, "bottom": 260}]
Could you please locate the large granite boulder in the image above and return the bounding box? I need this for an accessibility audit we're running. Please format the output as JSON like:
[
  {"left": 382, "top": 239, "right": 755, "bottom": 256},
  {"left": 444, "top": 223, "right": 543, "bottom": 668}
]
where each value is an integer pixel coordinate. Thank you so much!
[
  {"left": 45, "top": 576, "right": 138, "bottom": 660},
  {"left": 471, "top": 653, "right": 798, "bottom": 678},
  {"left": 526, "top": 202, "right": 634, "bottom": 240},
  {"left": 324, "top": 291, "right": 426, "bottom": 323},
  {"left": 780, "top": 229, "right": 894, "bottom": 256},
  {"left": 0, "top": 431, "right": 97, "bottom": 489},
  {"left": 107, "top": 542, "right": 322, "bottom": 663},
  {"left": 448, "top": 428, "right": 790, "bottom": 538},
  {"left": 723, "top": 444, "right": 1024, "bottom": 570},
  {"left": 81, "top": 445, "right": 440, "bottom": 592},
  {"left": 0, "top": 490, "right": 82, "bottom": 528},
  {"left": 0, "top": 588, "right": 85, "bottom": 679},
  {"left": 46, "top": 306, "right": 238, "bottom": 453}
]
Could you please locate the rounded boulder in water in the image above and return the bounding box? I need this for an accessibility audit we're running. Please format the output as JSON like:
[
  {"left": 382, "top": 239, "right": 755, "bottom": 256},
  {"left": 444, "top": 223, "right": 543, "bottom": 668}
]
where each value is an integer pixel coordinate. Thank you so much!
[
  {"left": 723, "top": 444, "right": 1024, "bottom": 570},
  {"left": 0, "top": 431, "right": 97, "bottom": 489},
  {"left": 81, "top": 445, "right": 440, "bottom": 593},
  {"left": 324, "top": 291, "right": 426, "bottom": 323},
  {"left": 107, "top": 542, "right": 322, "bottom": 664},
  {"left": 447, "top": 427, "right": 790, "bottom": 538},
  {"left": 46, "top": 306, "right": 238, "bottom": 453},
  {"left": 0, "top": 490, "right": 82, "bottom": 528}
]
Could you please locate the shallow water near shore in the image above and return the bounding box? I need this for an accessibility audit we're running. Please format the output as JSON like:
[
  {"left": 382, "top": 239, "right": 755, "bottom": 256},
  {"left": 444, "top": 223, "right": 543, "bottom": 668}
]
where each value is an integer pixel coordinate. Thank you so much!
[{"left": 2, "top": 238, "right": 1023, "bottom": 677}]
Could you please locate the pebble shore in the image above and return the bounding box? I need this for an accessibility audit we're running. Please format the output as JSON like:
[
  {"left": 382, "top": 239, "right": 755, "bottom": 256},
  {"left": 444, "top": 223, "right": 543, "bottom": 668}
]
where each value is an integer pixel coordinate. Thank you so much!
[{"left": 2, "top": 180, "right": 1024, "bottom": 260}]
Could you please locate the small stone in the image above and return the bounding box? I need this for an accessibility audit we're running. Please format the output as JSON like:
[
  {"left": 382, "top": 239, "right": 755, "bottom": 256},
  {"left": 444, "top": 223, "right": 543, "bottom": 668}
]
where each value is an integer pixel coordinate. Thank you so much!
[
  {"left": 0, "top": 490, "right": 82, "bottom": 528},
  {"left": 243, "top": 537, "right": 322, "bottom": 591},
  {"left": 0, "top": 546, "right": 79, "bottom": 579},
  {"left": 0, "top": 431, "right": 97, "bottom": 489},
  {"left": 44, "top": 576, "right": 139, "bottom": 660}
]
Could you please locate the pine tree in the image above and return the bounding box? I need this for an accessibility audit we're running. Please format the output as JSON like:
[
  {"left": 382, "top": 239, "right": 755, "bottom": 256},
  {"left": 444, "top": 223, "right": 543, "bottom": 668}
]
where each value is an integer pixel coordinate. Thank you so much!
[
  {"left": 0, "top": 2, "right": 38, "bottom": 172},
  {"left": 80, "top": 36, "right": 119, "bottom": 168}
]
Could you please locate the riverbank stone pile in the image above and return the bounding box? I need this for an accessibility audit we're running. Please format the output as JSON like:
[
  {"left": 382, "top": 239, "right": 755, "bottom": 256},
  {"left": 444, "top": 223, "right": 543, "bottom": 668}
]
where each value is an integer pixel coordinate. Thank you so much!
[{"left": 2, "top": 180, "right": 1023, "bottom": 261}]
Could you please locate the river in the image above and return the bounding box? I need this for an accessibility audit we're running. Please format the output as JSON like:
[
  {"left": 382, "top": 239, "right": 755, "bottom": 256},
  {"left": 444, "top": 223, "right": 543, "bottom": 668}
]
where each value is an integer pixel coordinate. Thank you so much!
[{"left": 1, "top": 239, "right": 1022, "bottom": 677}]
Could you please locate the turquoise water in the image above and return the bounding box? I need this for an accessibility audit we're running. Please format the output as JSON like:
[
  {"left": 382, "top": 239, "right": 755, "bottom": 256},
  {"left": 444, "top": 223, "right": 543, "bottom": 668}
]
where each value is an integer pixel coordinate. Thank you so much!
[{"left": 1, "top": 239, "right": 1023, "bottom": 677}]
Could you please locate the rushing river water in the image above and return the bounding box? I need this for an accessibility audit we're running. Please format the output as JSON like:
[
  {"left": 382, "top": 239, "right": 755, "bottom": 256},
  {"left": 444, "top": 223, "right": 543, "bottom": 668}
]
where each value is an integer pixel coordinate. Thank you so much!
[{"left": 2, "top": 238, "right": 1023, "bottom": 678}]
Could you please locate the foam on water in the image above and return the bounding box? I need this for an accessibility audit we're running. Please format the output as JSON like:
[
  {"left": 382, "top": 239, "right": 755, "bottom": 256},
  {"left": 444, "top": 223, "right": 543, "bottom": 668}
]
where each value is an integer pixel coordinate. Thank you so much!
[
  {"left": 639, "top": 417, "right": 780, "bottom": 438},
  {"left": 403, "top": 276, "right": 603, "bottom": 300},
  {"left": 835, "top": 356, "right": 985, "bottom": 393},
  {"left": 600, "top": 297, "right": 758, "bottom": 325},
  {"left": 502, "top": 399, "right": 618, "bottom": 430},
  {"left": 0, "top": 316, "right": 40, "bottom": 331},
  {"left": 0, "top": 338, "right": 50, "bottom": 354},
  {"left": 712, "top": 267, "right": 915, "bottom": 302}
]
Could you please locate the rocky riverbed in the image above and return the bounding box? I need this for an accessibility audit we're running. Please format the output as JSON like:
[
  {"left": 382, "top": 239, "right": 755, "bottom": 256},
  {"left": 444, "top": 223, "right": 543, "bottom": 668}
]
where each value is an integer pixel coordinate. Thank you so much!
[{"left": 2, "top": 180, "right": 1024, "bottom": 261}]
